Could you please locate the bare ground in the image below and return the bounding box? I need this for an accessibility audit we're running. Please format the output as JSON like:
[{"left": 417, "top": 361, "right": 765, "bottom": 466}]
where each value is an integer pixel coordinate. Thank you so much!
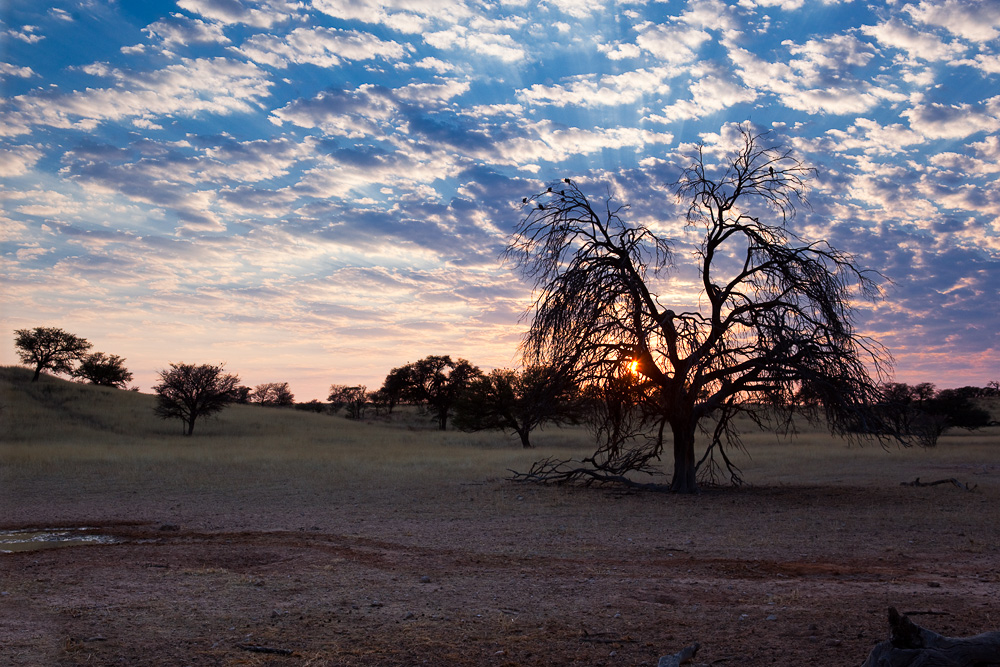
[{"left": 2, "top": 471, "right": 999, "bottom": 666}]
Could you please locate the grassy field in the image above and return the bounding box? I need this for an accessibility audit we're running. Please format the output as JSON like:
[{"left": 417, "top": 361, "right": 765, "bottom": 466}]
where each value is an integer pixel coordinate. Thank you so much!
[{"left": 1, "top": 366, "right": 998, "bottom": 666}]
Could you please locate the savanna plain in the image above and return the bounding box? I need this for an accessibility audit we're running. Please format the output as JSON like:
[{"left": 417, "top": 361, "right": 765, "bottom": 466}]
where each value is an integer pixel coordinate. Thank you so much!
[{"left": 1, "top": 367, "right": 998, "bottom": 666}]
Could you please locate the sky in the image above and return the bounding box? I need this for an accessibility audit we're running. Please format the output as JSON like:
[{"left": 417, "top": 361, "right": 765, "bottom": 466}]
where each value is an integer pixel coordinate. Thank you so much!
[{"left": 1, "top": 0, "right": 998, "bottom": 402}]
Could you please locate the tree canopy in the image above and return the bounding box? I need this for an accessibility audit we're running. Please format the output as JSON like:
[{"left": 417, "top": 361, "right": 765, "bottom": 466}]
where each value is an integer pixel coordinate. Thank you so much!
[
  {"left": 506, "top": 125, "right": 927, "bottom": 493},
  {"left": 14, "top": 327, "right": 92, "bottom": 382}
]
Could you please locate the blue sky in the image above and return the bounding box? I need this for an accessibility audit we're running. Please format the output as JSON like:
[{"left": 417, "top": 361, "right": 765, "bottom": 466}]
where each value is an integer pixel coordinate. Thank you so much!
[{"left": 2, "top": 0, "right": 998, "bottom": 401}]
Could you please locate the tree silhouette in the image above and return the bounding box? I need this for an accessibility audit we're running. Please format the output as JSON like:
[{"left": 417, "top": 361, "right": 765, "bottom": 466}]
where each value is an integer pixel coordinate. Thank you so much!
[
  {"left": 453, "top": 366, "right": 579, "bottom": 447},
  {"left": 392, "top": 355, "right": 481, "bottom": 430},
  {"left": 153, "top": 362, "right": 240, "bottom": 436},
  {"left": 14, "top": 327, "right": 92, "bottom": 382},
  {"left": 506, "top": 125, "right": 927, "bottom": 493},
  {"left": 73, "top": 352, "right": 133, "bottom": 388}
]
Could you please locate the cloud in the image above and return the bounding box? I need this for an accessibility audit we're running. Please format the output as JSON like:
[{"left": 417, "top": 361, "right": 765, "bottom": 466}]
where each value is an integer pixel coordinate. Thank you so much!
[
  {"left": 635, "top": 23, "right": 711, "bottom": 65},
  {"left": 2, "top": 58, "right": 273, "bottom": 137},
  {"left": 647, "top": 68, "right": 757, "bottom": 122},
  {"left": 517, "top": 68, "right": 674, "bottom": 108},
  {"left": 270, "top": 85, "right": 400, "bottom": 138},
  {"left": 143, "top": 13, "right": 231, "bottom": 47},
  {"left": 824, "top": 118, "right": 925, "bottom": 156},
  {"left": 860, "top": 17, "right": 965, "bottom": 61},
  {"left": 3, "top": 25, "right": 44, "bottom": 43},
  {"left": 423, "top": 24, "right": 526, "bottom": 62},
  {"left": 905, "top": 0, "right": 1000, "bottom": 42},
  {"left": 0, "top": 62, "right": 36, "bottom": 79},
  {"left": 176, "top": 0, "right": 301, "bottom": 28},
  {"left": 311, "top": 0, "right": 474, "bottom": 33},
  {"left": 904, "top": 97, "right": 1000, "bottom": 139},
  {"left": 0, "top": 145, "right": 43, "bottom": 177},
  {"left": 238, "top": 26, "right": 405, "bottom": 68}
]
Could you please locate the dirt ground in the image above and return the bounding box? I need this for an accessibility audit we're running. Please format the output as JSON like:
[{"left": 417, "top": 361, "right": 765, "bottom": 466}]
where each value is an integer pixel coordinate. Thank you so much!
[{"left": 2, "top": 472, "right": 998, "bottom": 667}]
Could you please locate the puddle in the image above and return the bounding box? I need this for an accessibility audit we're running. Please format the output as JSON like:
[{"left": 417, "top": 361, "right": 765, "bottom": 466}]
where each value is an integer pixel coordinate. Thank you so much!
[{"left": 0, "top": 528, "right": 121, "bottom": 553}]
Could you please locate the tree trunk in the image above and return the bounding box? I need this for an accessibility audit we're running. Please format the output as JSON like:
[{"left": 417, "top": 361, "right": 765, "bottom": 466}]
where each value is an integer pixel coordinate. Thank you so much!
[
  {"left": 185, "top": 416, "right": 196, "bottom": 436},
  {"left": 32, "top": 366, "right": 42, "bottom": 382},
  {"left": 670, "top": 422, "right": 697, "bottom": 494},
  {"left": 516, "top": 427, "right": 532, "bottom": 448},
  {"left": 862, "top": 607, "right": 1000, "bottom": 667}
]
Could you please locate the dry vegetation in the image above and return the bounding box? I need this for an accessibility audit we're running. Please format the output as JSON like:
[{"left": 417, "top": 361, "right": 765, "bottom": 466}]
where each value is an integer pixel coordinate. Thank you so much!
[{"left": 1, "top": 366, "right": 998, "bottom": 666}]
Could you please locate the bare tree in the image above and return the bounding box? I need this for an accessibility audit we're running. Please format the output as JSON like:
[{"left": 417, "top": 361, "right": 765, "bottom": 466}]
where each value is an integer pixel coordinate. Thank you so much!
[
  {"left": 73, "top": 352, "right": 133, "bottom": 389},
  {"left": 506, "top": 125, "right": 927, "bottom": 493},
  {"left": 153, "top": 362, "right": 240, "bottom": 436},
  {"left": 14, "top": 327, "right": 92, "bottom": 382}
]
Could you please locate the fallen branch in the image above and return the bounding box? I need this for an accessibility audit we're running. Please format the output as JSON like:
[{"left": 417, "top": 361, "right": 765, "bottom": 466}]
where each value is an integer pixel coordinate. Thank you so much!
[
  {"left": 657, "top": 642, "right": 700, "bottom": 667},
  {"left": 900, "top": 477, "right": 976, "bottom": 492},
  {"left": 236, "top": 644, "right": 295, "bottom": 656},
  {"left": 862, "top": 607, "right": 1000, "bottom": 667}
]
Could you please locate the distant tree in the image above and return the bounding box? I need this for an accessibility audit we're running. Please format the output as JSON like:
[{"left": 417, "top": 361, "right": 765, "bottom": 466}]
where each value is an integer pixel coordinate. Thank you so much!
[
  {"left": 72, "top": 352, "right": 133, "bottom": 389},
  {"left": 397, "top": 355, "right": 482, "bottom": 430},
  {"left": 153, "top": 362, "right": 240, "bottom": 436},
  {"left": 881, "top": 382, "right": 991, "bottom": 436},
  {"left": 453, "top": 366, "right": 579, "bottom": 448},
  {"left": 925, "top": 389, "right": 991, "bottom": 432},
  {"left": 294, "top": 399, "right": 328, "bottom": 414},
  {"left": 506, "top": 125, "right": 928, "bottom": 493},
  {"left": 14, "top": 327, "right": 92, "bottom": 382},
  {"left": 232, "top": 385, "right": 253, "bottom": 404},
  {"left": 328, "top": 384, "right": 369, "bottom": 420},
  {"left": 249, "top": 381, "right": 295, "bottom": 407}
]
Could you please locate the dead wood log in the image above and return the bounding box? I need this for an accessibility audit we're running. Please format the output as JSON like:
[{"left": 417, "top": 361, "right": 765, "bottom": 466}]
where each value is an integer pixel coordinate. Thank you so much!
[
  {"left": 657, "top": 642, "right": 700, "bottom": 667},
  {"left": 862, "top": 607, "right": 1000, "bottom": 667},
  {"left": 900, "top": 477, "right": 976, "bottom": 491},
  {"left": 235, "top": 643, "right": 294, "bottom": 655}
]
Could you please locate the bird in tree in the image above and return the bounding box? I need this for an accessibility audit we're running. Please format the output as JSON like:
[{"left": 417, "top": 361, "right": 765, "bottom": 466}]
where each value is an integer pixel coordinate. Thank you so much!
[
  {"left": 505, "top": 123, "right": 928, "bottom": 493},
  {"left": 13, "top": 326, "right": 92, "bottom": 382}
]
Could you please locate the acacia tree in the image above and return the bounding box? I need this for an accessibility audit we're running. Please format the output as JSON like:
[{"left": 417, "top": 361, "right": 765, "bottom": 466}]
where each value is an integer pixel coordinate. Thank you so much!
[
  {"left": 453, "top": 366, "right": 579, "bottom": 448},
  {"left": 328, "top": 384, "right": 369, "bottom": 419},
  {"left": 506, "top": 125, "right": 927, "bottom": 493},
  {"left": 395, "top": 355, "right": 482, "bottom": 430},
  {"left": 153, "top": 362, "right": 240, "bottom": 435},
  {"left": 73, "top": 352, "right": 133, "bottom": 388},
  {"left": 249, "top": 381, "right": 295, "bottom": 406},
  {"left": 14, "top": 327, "right": 92, "bottom": 382}
]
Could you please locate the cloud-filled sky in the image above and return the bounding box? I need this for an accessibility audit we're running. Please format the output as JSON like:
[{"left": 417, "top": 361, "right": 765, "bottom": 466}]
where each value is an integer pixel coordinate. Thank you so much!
[{"left": 2, "top": 0, "right": 998, "bottom": 401}]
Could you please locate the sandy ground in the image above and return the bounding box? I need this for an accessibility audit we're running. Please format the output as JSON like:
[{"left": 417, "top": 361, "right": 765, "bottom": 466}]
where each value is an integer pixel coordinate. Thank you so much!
[{"left": 2, "top": 472, "right": 998, "bottom": 666}]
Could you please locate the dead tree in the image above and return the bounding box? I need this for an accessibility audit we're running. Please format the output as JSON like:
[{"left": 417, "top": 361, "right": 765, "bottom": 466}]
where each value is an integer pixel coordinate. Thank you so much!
[
  {"left": 506, "top": 124, "right": 932, "bottom": 493},
  {"left": 862, "top": 607, "right": 1000, "bottom": 667}
]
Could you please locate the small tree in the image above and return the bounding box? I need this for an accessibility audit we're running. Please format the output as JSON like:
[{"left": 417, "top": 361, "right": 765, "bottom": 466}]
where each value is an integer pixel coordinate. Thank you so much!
[
  {"left": 453, "top": 366, "right": 579, "bottom": 447},
  {"left": 73, "top": 352, "right": 133, "bottom": 389},
  {"left": 153, "top": 362, "right": 240, "bottom": 435},
  {"left": 328, "top": 384, "right": 369, "bottom": 419},
  {"left": 14, "top": 327, "right": 92, "bottom": 382},
  {"left": 506, "top": 125, "right": 926, "bottom": 493},
  {"left": 249, "top": 382, "right": 295, "bottom": 406}
]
